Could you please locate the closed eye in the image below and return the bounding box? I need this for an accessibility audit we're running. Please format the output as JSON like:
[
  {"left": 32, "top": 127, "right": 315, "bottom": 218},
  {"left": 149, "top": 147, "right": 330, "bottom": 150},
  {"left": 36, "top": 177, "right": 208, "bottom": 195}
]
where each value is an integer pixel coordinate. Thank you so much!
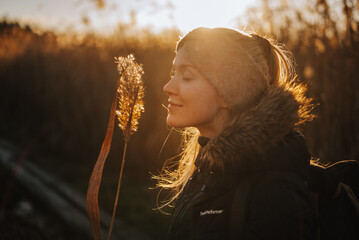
[{"left": 183, "top": 70, "right": 193, "bottom": 80}]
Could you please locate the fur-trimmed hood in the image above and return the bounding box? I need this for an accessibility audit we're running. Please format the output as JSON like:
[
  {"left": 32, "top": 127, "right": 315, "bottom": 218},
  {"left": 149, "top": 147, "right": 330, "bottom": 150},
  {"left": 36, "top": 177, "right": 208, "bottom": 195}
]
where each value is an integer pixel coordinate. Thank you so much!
[{"left": 197, "top": 84, "right": 313, "bottom": 180}]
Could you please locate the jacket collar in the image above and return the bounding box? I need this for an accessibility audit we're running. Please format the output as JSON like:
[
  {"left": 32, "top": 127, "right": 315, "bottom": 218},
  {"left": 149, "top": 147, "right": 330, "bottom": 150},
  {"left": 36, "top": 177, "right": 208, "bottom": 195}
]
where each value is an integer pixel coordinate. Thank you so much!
[{"left": 198, "top": 84, "right": 311, "bottom": 180}]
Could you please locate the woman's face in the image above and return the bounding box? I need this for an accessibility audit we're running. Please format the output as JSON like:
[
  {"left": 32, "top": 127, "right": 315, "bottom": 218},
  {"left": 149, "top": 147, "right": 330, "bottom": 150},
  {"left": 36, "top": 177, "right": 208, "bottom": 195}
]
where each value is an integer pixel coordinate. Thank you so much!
[{"left": 163, "top": 48, "right": 228, "bottom": 138}]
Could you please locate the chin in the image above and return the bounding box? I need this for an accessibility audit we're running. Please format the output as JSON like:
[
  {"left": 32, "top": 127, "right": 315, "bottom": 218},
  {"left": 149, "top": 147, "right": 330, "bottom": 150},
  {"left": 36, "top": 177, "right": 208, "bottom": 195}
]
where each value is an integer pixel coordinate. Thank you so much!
[
  {"left": 166, "top": 120, "right": 182, "bottom": 128},
  {"left": 166, "top": 116, "right": 188, "bottom": 128}
]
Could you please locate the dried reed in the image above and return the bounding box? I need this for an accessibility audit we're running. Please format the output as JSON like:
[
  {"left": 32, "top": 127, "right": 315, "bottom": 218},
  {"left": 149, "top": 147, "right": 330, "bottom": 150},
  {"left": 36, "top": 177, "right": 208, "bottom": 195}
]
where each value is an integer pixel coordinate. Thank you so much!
[
  {"left": 86, "top": 54, "right": 144, "bottom": 240},
  {"left": 108, "top": 54, "right": 145, "bottom": 240}
]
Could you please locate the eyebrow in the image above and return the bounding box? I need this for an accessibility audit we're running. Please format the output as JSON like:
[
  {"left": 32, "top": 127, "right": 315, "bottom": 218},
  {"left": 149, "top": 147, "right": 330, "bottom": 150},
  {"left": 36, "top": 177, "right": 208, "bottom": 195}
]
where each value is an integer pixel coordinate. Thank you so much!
[{"left": 172, "top": 63, "right": 198, "bottom": 71}]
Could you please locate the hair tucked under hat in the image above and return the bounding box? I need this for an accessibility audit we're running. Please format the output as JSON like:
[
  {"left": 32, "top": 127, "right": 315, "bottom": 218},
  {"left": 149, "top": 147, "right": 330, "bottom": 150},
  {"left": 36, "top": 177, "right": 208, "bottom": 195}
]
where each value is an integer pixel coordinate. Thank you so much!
[{"left": 176, "top": 27, "right": 282, "bottom": 110}]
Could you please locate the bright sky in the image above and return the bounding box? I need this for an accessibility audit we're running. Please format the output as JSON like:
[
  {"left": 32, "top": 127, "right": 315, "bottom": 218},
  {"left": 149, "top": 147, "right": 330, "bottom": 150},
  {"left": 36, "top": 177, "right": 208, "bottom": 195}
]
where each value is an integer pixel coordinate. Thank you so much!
[{"left": 0, "top": 0, "right": 259, "bottom": 34}]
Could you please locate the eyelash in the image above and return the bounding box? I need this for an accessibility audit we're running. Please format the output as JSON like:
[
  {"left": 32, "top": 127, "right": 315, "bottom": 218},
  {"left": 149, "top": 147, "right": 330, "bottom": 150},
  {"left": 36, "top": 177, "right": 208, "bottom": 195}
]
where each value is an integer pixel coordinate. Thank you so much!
[
  {"left": 170, "top": 67, "right": 192, "bottom": 80},
  {"left": 183, "top": 71, "right": 193, "bottom": 80}
]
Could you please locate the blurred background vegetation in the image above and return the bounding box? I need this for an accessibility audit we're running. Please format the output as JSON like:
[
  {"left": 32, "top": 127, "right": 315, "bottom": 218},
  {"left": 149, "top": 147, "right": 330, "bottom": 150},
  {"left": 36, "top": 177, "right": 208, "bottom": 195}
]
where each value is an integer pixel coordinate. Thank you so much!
[{"left": 0, "top": 0, "right": 358, "bottom": 239}]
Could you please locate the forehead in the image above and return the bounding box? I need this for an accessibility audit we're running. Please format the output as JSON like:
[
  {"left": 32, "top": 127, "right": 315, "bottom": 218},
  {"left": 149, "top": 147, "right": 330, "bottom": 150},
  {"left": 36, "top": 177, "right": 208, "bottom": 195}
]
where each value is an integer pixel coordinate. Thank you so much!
[
  {"left": 173, "top": 48, "right": 196, "bottom": 70},
  {"left": 175, "top": 41, "right": 216, "bottom": 70}
]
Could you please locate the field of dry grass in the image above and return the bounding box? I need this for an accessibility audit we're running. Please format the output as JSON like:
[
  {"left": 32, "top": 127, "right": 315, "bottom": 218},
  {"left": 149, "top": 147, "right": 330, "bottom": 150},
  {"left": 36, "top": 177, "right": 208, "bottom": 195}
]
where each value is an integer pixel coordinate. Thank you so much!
[{"left": 0, "top": 0, "right": 358, "bottom": 238}]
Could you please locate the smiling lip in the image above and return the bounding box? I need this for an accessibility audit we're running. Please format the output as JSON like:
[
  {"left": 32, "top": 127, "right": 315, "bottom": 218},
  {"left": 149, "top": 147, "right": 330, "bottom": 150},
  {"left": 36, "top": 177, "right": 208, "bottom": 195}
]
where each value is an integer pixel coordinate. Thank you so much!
[{"left": 168, "top": 100, "right": 182, "bottom": 109}]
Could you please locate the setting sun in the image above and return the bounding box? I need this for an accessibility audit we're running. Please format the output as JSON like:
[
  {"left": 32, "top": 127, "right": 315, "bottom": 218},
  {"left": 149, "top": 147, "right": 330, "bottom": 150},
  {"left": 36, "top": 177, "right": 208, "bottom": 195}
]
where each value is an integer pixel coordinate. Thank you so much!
[{"left": 0, "top": 0, "right": 257, "bottom": 34}]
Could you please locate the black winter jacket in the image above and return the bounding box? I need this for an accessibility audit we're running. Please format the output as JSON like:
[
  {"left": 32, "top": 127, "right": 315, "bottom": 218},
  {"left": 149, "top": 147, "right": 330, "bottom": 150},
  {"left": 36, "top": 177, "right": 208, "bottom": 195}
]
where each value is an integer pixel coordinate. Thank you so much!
[{"left": 167, "top": 131, "right": 317, "bottom": 240}]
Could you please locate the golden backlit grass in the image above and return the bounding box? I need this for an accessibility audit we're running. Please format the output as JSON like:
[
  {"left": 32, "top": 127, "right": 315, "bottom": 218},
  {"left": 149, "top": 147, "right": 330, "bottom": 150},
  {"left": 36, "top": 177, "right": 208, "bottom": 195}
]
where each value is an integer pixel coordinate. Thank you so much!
[{"left": 0, "top": 0, "right": 358, "bottom": 238}]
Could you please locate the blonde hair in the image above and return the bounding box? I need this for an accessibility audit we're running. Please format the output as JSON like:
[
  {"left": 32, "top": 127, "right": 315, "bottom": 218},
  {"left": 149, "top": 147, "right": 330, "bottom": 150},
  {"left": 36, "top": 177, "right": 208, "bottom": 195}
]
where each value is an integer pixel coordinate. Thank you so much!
[
  {"left": 153, "top": 127, "right": 199, "bottom": 211},
  {"left": 154, "top": 27, "right": 314, "bottom": 210}
]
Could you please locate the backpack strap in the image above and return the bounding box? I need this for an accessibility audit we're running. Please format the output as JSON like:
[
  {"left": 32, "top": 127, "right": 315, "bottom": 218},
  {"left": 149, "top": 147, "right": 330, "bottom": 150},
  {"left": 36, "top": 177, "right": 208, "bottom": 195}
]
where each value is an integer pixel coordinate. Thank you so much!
[
  {"left": 341, "top": 183, "right": 359, "bottom": 215},
  {"left": 312, "top": 160, "right": 359, "bottom": 240},
  {"left": 229, "top": 173, "right": 261, "bottom": 240}
]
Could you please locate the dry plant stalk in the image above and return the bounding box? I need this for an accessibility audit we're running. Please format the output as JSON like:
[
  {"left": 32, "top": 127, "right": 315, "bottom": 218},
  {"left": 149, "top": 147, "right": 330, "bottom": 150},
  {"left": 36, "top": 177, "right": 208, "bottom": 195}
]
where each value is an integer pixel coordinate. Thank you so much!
[
  {"left": 86, "top": 54, "right": 145, "bottom": 240},
  {"left": 108, "top": 55, "right": 145, "bottom": 239}
]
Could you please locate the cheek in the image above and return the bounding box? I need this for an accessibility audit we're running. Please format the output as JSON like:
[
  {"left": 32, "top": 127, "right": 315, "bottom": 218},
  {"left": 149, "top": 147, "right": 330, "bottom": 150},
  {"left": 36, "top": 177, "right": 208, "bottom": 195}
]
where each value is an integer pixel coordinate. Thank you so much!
[
  {"left": 194, "top": 90, "right": 219, "bottom": 109},
  {"left": 195, "top": 98, "right": 219, "bottom": 118},
  {"left": 166, "top": 82, "right": 221, "bottom": 127},
  {"left": 185, "top": 92, "right": 220, "bottom": 121}
]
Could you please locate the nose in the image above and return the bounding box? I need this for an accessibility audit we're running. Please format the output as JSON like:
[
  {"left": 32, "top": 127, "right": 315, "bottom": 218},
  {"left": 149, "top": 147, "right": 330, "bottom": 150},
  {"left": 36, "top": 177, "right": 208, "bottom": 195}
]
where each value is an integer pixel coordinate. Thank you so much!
[{"left": 163, "top": 77, "right": 176, "bottom": 96}]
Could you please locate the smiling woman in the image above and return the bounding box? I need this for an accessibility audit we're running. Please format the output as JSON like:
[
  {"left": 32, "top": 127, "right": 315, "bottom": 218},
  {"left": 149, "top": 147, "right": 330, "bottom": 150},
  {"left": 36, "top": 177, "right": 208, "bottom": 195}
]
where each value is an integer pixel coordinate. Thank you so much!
[
  {"left": 154, "top": 27, "right": 317, "bottom": 240},
  {"left": 163, "top": 49, "right": 229, "bottom": 138}
]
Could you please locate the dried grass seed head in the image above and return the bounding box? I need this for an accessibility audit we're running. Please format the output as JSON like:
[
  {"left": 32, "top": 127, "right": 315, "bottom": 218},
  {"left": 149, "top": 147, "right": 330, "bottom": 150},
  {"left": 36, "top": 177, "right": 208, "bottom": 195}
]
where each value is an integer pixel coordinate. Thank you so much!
[{"left": 115, "top": 54, "right": 145, "bottom": 142}]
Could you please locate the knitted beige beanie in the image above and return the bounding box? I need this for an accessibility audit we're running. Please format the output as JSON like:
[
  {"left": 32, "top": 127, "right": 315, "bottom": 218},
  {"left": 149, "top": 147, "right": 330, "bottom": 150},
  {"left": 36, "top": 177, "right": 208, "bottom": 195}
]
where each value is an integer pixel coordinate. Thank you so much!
[{"left": 177, "top": 27, "right": 271, "bottom": 110}]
